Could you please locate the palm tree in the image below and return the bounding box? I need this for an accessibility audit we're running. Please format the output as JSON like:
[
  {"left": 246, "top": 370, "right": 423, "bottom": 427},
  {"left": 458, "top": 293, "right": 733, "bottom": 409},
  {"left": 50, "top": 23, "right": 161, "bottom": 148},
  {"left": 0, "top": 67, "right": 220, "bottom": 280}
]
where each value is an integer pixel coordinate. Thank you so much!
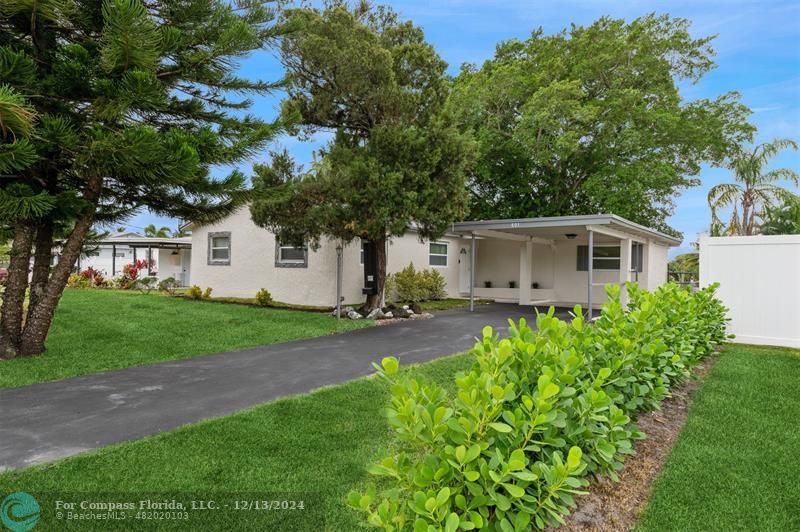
[
  {"left": 708, "top": 138, "right": 799, "bottom": 236},
  {"left": 143, "top": 224, "right": 171, "bottom": 238},
  {"left": 171, "top": 224, "right": 190, "bottom": 237},
  {"left": 761, "top": 193, "right": 800, "bottom": 235}
]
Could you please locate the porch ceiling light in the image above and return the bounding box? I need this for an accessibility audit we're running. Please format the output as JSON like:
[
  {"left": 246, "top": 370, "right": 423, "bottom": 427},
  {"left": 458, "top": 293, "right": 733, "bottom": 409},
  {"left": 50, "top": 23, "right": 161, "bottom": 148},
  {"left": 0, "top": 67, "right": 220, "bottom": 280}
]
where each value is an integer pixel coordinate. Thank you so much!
[{"left": 565, "top": 233, "right": 577, "bottom": 239}]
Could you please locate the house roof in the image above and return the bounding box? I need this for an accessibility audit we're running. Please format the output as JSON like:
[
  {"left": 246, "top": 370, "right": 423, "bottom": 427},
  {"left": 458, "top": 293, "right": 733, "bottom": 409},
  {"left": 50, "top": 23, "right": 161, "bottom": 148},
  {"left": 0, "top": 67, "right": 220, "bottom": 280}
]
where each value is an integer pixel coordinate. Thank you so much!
[
  {"left": 451, "top": 214, "right": 682, "bottom": 246},
  {"left": 99, "top": 234, "right": 192, "bottom": 248}
]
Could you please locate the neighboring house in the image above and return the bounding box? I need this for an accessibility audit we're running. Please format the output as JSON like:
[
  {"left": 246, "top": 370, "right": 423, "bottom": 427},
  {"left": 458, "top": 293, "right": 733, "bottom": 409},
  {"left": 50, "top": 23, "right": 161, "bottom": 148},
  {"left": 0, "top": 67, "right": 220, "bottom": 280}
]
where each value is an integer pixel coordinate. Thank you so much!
[
  {"left": 73, "top": 233, "right": 192, "bottom": 284},
  {"left": 188, "top": 208, "right": 679, "bottom": 310}
]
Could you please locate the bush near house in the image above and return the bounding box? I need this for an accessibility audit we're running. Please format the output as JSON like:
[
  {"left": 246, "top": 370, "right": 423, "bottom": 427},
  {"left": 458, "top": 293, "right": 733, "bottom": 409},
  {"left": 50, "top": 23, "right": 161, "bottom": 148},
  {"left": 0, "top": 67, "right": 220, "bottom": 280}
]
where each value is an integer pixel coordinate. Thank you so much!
[
  {"left": 350, "top": 282, "right": 728, "bottom": 530},
  {"left": 255, "top": 288, "right": 274, "bottom": 307},
  {"left": 385, "top": 264, "right": 447, "bottom": 303},
  {"left": 157, "top": 277, "right": 181, "bottom": 296}
]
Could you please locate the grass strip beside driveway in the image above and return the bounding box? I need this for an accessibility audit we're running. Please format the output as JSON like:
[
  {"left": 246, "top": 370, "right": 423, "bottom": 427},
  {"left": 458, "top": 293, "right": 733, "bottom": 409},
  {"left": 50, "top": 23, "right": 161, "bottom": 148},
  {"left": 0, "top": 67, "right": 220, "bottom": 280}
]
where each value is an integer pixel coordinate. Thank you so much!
[
  {"left": 0, "top": 289, "right": 372, "bottom": 389},
  {"left": 638, "top": 344, "right": 800, "bottom": 531}
]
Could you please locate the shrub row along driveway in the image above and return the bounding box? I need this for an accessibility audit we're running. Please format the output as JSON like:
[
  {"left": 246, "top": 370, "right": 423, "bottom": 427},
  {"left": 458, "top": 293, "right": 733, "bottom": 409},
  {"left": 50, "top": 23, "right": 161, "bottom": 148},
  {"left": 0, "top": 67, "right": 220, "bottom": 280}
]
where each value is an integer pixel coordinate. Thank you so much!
[{"left": 0, "top": 303, "right": 545, "bottom": 469}]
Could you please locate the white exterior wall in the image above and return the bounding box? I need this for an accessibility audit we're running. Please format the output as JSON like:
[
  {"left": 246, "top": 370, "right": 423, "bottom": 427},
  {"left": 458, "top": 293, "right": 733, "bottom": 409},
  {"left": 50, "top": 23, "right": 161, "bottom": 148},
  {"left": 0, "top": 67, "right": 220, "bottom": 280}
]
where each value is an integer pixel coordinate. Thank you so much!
[
  {"left": 157, "top": 248, "right": 183, "bottom": 281},
  {"left": 643, "top": 240, "right": 668, "bottom": 291},
  {"left": 700, "top": 235, "right": 800, "bottom": 348},
  {"left": 190, "top": 207, "right": 464, "bottom": 306}
]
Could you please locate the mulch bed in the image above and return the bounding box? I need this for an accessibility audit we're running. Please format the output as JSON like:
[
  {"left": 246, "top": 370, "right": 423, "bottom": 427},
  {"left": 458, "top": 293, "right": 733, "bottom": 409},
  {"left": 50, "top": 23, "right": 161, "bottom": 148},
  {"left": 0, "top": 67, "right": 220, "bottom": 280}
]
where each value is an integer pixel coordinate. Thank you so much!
[{"left": 552, "top": 355, "right": 718, "bottom": 532}]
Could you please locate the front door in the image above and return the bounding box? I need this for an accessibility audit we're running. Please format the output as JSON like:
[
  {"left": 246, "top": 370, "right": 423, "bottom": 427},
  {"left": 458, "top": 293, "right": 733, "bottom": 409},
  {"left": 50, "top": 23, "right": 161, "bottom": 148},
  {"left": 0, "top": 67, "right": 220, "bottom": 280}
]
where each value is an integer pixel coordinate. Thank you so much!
[
  {"left": 458, "top": 248, "right": 470, "bottom": 294},
  {"left": 181, "top": 249, "right": 191, "bottom": 286}
]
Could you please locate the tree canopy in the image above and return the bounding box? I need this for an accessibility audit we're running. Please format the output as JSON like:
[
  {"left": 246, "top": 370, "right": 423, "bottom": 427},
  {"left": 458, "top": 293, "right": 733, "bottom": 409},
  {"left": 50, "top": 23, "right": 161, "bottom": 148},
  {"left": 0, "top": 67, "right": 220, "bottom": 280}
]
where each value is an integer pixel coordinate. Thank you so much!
[
  {"left": 447, "top": 14, "right": 755, "bottom": 235},
  {"left": 250, "top": 3, "right": 474, "bottom": 307},
  {"left": 0, "top": 0, "right": 287, "bottom": 357}
]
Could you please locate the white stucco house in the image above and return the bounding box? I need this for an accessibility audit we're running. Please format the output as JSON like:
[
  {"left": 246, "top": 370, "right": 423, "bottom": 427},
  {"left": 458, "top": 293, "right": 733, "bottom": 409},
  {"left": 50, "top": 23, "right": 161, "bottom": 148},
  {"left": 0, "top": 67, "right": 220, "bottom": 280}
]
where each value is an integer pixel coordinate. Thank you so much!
[
  {"left": 188, "top": 208, "right": 679, "bottom": 311},
  {"left": 74, "top": 233, "right": 192, "bottom": 284}
]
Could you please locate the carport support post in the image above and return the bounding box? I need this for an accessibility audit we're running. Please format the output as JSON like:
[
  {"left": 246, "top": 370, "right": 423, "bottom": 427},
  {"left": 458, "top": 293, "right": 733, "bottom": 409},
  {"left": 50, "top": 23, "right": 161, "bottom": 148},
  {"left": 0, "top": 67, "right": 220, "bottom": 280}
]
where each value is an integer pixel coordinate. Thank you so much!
[
  {"left": 587, "top": 229, "right": 593, "bottom": 320},
  {"left": 619, "top": 238, "right": 632, "bottom": 308},
  {"left": 469, "top": 233, "right": 476, "bottom": 312},
  {"left": 112, "top": 244, "right": 116, "bottom": 276},
  {"left": 519, "top": 239, "right": 533, "bottom": 305},
  {"left": 147, "top": 245, "right": 152, "bottom": 275}
]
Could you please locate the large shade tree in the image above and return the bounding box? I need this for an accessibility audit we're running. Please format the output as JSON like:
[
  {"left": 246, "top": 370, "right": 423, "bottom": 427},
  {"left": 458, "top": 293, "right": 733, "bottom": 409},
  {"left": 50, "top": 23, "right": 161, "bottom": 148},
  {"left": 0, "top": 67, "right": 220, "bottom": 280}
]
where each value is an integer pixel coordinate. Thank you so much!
[
  {"left": 250, "top": 3, "right": 474, "bottom": 309},
  {"left": 708, "top": 138, "right": 799, "bottom": 236},
  {"left": 447, "top": 14, "right": 754, "bottom": 235},
  {"left": 0, "top": 0, "right": 287, "bottom": 358}
]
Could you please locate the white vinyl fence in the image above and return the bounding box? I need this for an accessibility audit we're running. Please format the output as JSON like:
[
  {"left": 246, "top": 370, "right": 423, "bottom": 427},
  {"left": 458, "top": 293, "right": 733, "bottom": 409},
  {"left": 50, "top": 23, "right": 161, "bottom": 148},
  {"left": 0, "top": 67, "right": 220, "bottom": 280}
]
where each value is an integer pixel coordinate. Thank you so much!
[{"left": 699, "top": 235, "right": 800, "bottom": 348}]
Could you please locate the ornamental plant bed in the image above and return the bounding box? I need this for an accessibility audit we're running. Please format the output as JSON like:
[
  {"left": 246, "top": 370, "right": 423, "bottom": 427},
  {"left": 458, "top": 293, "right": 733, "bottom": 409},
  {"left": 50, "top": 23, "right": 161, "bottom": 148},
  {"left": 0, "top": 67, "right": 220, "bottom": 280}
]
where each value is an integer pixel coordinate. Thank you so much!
[
  {"left": 553, "top": 355, "right": 717, "bottom": 531},
  {"left": 349, "top": 282, "right": 729, "bottom": 530}
]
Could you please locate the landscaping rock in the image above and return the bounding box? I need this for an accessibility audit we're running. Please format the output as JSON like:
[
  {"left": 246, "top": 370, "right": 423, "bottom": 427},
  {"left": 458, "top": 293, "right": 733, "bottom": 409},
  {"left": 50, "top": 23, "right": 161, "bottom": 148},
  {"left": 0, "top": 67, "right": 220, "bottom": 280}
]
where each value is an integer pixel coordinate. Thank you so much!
[
  {"left": 366, "top": 308, "right": 385, "bottom": 320},
  {"left": 347, "top": 310, "right": 362, "bottom": 320},
  {"left": 394, "top": 308, "right": 411, "bottom": 318},
  {"left": 411, "top": 302, "right": 423, "bottom": 314},
  {"left": 383, "top": 311, "right": 393, "bottom": 319}
]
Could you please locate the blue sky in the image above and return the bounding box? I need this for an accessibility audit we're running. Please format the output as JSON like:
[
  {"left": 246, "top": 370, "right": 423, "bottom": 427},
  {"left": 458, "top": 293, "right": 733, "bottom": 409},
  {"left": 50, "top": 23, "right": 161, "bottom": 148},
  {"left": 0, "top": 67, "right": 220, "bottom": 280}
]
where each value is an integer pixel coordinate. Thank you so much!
[{"left": 130, "top": 0, "right": 800, "bottom": 256}]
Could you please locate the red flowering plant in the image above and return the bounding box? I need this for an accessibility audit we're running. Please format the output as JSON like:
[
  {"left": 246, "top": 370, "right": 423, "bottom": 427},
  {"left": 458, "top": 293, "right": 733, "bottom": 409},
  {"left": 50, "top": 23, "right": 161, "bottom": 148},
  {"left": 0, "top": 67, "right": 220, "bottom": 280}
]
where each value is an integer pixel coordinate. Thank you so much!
[
  {"left": 79, "top": 266, "right": 106, "bottom": 287},
  {"left": 118, "top": 259, "right": 156, "bottom": 289}
]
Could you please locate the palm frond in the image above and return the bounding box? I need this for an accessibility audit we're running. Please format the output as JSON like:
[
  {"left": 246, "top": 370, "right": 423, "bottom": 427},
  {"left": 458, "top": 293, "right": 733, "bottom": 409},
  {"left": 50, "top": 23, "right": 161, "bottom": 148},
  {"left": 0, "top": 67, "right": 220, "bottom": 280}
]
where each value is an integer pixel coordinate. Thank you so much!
[
  {"left": 707, "top": 183, "right": 741, "bottom": 209},
  {"left": 760, "top": 168, "right": 800, "bottom": 187}
]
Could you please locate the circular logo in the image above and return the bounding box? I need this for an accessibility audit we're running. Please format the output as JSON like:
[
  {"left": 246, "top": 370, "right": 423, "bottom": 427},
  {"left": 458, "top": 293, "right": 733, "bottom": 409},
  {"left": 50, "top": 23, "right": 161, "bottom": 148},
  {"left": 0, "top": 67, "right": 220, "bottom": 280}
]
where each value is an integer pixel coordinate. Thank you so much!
[{"left": 0, "top": 492, "right": 40, "bottom": 532}]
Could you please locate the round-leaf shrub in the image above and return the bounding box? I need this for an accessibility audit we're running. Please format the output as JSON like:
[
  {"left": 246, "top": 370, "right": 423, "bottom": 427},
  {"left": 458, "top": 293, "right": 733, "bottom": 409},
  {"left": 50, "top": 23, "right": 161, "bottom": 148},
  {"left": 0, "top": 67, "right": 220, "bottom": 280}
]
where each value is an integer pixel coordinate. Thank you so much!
[{"left": 349, "top": 282, "right": 729, "bottom": 530}]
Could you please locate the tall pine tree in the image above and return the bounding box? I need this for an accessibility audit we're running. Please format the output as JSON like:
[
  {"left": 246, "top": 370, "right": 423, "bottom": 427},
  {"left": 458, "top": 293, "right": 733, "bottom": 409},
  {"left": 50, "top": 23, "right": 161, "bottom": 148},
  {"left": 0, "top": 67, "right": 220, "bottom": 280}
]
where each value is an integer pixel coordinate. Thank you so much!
[
  {"left": 0, "top": 0, "right": 287, "bottom": 357},
  {"left": 250, "top": 3, "right": 474, "bottom": 309}
]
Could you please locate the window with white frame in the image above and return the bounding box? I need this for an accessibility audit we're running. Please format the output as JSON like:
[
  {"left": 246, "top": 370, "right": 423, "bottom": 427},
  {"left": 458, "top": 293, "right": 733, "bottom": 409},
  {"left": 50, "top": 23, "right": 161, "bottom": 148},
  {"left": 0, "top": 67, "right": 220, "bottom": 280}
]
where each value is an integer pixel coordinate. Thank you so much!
[
  {"left": 276, "top": 241, "right": 307, "bottom": 267},
  {"left": 577, "top": 245, "right": 620, "bottom": 271},
  {"left": 208, "top": 232, "right": 231, "bottom": 265},
  {"left": 429, "top": 242, "right": 448, "bottom": 267}
]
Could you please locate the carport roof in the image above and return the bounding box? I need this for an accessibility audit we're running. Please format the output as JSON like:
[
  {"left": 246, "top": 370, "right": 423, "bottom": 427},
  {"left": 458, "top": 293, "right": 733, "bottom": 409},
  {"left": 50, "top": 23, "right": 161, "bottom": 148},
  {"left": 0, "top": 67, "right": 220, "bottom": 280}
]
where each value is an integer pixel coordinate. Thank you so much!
[{"left": 451, "top": 214, "right": 681, "bottom": 246}]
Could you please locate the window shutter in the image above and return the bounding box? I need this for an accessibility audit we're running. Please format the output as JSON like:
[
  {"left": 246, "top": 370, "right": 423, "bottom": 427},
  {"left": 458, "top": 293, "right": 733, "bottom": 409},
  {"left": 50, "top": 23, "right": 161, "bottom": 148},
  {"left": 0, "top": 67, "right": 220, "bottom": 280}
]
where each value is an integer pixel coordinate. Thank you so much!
[{"left": 577, "top": 245, "right": 588, "bottom": 271}]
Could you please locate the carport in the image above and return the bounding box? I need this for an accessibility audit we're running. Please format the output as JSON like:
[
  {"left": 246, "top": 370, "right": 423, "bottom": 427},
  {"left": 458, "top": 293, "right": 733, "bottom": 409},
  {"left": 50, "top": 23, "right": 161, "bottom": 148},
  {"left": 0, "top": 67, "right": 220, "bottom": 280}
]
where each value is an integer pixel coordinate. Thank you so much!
[{"left": 450, "top": 214, "right": 681, "bottom": 316}]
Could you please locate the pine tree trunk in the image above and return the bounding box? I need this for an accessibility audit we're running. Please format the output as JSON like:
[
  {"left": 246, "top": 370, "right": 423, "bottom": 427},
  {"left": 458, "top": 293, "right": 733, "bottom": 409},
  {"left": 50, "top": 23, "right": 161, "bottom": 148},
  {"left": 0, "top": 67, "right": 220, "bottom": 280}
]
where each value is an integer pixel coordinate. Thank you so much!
[
  {"left": 18, "top": 212, "right": 95, "bottom": 357},
  {"left": 0, "top": 224, "right": 35, "bottom": 359},
  {"left": 365, "top": 235, "right": 387, "bottom": 310},
  {"left": 27, "top": 220, "right": 55, "bottom": 322}
]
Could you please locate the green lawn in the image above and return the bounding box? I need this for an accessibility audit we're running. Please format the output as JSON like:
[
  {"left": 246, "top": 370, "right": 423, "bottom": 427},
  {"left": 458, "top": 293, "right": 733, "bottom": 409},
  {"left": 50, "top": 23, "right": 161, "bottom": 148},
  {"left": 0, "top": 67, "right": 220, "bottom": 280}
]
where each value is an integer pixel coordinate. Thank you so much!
[
  {"left": 0, "top": 353, "right": 472, "bottom": 531},
  {"left": 638, "top": 344, "right": 800, "bottom": 531},
  {"left": 0, "top": 289, "right": 372, "bottom": 389},
  {"left": 417, "top": 298, "right": 492, "bottom": 311}
]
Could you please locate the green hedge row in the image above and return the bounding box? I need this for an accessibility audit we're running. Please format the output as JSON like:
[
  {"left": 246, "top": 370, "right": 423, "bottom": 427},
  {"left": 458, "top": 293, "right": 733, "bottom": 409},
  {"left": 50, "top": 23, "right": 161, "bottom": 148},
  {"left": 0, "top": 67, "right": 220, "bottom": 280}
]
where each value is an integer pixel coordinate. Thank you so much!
[{"left": 349, "top": 282, "right": 729, "bottom": 531}]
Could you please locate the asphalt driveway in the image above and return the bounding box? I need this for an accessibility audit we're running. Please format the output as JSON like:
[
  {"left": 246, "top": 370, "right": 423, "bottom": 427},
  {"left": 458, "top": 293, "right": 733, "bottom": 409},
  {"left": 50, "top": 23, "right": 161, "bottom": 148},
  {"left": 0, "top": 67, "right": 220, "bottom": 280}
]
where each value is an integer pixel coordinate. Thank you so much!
[{"left": 0, "top": 303, "right": 556, "bottom": 470}]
